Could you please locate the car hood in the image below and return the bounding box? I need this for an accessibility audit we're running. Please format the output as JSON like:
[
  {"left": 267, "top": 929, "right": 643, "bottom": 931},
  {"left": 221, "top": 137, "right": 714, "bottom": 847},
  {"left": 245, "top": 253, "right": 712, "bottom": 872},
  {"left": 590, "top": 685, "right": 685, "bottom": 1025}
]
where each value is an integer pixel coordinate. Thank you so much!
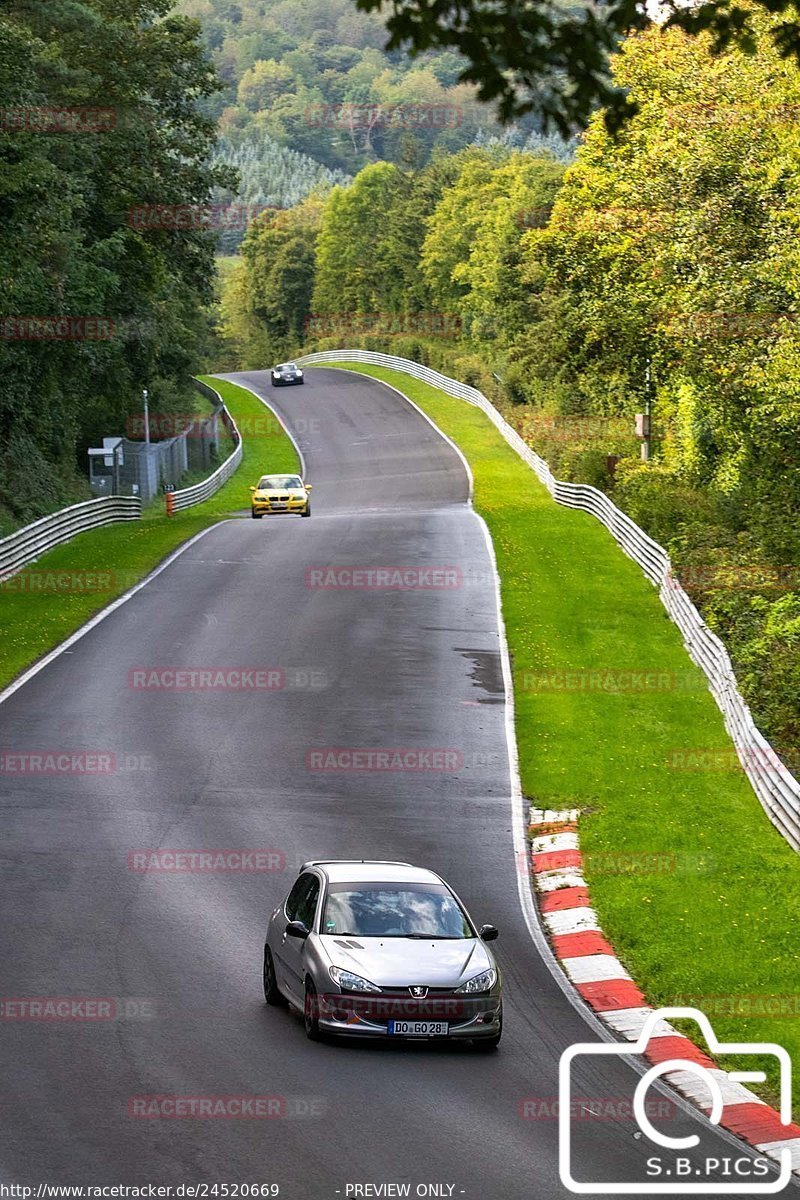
[{"left": 319, "top": 936, "right": 493, "bottom": 989}]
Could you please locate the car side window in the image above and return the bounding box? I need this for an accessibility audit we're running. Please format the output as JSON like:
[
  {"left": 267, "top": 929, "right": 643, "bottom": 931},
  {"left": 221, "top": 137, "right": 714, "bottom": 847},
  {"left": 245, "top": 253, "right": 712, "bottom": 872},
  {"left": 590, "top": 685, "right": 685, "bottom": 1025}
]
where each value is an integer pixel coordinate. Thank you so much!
[
  {"left": 285, "top": 874, "right": 312, "bottom": 921},
  {"left": 295, "top": 876, "right": 321, "bottom": 930}
]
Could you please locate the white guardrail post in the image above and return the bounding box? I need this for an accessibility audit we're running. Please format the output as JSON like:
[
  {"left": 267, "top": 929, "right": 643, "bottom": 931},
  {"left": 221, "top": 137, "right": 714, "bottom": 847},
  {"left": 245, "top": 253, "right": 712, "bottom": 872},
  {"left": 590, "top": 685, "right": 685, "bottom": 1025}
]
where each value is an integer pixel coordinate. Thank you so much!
[
  {"left": 297, "top": 348, "right": 800, "bottom": 852},
  {"left": 0, "top": 496, "right": 141, "bottom": 583},
  {"left": 166, "top": 380, "right": 243, "bottom": 515}
]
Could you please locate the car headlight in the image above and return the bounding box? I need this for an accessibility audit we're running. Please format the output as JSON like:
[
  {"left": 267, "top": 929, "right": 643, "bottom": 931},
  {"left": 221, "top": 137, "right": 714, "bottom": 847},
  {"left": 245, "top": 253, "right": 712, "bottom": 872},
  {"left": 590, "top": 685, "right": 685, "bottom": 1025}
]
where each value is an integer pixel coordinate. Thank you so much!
[
  {"left": 329, "top": 966, "right": 382, "bottom": 993},
  {"left": 455, "top": 968, "right": 497, "bottom": 994}
]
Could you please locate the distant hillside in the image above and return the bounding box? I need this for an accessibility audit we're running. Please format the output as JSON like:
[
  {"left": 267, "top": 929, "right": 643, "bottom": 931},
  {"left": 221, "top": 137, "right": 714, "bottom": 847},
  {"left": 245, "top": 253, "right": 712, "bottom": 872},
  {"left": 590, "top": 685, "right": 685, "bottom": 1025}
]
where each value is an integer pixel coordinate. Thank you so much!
[
  {"left": 213, "top": 131, "right": 350, "bottom": 251},
  {"left": 177, "top": 0, "right": 558, "bottom": 177}
]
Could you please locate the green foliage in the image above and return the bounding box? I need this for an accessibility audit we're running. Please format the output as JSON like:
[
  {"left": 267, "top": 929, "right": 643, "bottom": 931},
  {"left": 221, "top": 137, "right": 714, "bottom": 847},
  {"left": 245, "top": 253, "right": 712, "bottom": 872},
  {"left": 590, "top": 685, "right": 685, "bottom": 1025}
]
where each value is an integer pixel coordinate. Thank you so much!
[
  {"left": 177, "top": 0, "right": 575, "bottom": 189},
  {"left": 0, "top": 0, "right": 226, "bottom": 532}
]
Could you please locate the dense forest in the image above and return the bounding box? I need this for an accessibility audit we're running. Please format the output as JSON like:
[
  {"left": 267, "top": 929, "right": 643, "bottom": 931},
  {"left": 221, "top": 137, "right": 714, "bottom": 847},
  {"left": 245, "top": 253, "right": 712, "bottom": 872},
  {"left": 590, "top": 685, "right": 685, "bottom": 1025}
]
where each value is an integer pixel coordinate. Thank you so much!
[
  {"left": 222, "top": 9, "right": 800, "bottom": 762},
  {"left": 177, "top": 0, "right": 574, "bottom": 247},
  {"left": 0, "top": 0, "right": 227, "bottom": 533}
]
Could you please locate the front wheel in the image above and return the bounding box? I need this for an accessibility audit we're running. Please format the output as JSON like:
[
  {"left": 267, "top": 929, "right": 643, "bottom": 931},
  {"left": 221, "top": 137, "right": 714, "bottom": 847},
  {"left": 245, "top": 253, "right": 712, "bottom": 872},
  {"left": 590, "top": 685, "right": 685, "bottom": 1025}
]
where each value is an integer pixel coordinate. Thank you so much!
[
  {"left": 301, "top": 504, "right": 311, "bottom": 518},
  {"left": 263, "top": 947, "right": 286, "bottom": 1006},
  {"left": 304, "top": 979, "right": 322, "bottom": 1041},
  {"left": 251, "top": 510, "right": 262, "bottom": 519}
]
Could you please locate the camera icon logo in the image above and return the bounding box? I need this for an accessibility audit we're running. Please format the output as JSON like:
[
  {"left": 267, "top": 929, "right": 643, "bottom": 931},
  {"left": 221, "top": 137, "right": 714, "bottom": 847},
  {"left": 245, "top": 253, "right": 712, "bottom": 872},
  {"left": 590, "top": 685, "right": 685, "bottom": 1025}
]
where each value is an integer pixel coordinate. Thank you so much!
[{"left": 559, "top": 1007, "right": 793, "bottom": 1194}]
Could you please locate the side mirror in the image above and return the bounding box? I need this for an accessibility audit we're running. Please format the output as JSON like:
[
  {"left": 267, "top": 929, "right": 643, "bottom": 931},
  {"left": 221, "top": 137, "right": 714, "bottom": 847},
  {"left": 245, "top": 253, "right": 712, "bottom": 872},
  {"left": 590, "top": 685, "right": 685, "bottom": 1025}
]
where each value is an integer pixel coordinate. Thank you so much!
[
  {"left": 305, "top": 483, "right": 312, "bottom": 490},
  {"left": 286, "top": 920, "right": 310, "bottom": 939},
  {"left": 479, "top": 924, "right": 499, "bottom": 942},
  {"left": 249, "top": 486, "right": 256, "bottom": 492}
]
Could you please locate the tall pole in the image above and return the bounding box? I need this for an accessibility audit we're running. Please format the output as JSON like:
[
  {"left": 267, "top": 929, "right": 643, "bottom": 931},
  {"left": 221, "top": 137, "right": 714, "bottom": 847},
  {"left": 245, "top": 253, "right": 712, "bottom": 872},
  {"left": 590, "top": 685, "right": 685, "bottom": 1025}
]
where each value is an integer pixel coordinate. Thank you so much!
[
  {"left": 642, "top": 360, "right": 652, "bottom": 462},
  {"left": 143, "top": 388, "right": 150, "bottom": 445}
]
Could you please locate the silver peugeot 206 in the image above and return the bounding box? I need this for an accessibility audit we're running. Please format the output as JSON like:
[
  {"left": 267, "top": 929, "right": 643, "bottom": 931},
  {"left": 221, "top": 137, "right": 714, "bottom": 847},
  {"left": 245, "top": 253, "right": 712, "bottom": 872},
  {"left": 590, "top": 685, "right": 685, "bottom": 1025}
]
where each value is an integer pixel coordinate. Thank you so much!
[{"left": 263, "top": 861, "right": 502, "bottom": 1049}]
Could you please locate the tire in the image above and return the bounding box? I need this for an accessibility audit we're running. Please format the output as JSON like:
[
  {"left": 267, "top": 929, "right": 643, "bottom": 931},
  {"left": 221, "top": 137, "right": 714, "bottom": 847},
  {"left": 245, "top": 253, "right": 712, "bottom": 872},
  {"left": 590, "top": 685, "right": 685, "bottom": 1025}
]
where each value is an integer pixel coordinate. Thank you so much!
[
  {"left": 263, "top": 947, "right": 286, "bottom": 1006},
  {"left": 301, "top": 504, "right": 311, "bottom": 518},
  {"left": 251, "top": 510, "right": 262, "bottom": 519},
  {"left": 304, "top": 978, "right": 322, "bottom": 1041}
]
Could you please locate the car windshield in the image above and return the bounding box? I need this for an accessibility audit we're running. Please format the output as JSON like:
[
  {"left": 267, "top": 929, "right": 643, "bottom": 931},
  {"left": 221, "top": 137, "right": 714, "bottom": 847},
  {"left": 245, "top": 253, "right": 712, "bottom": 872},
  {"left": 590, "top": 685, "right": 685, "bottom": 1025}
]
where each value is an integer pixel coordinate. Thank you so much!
[
  {"left": 258, "top": 475, "right": 303, "bottom": 489},
  {"left": 321, "top": 881, "right": 474, "bottom": 939},
  {"left": 277, "top": 363, "right": 297, "bottom": 371}
]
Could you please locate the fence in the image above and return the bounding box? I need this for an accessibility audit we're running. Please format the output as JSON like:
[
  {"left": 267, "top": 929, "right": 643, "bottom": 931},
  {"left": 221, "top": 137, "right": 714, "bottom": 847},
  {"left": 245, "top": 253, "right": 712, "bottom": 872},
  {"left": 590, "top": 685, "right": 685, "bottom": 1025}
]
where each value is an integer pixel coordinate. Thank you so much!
[
  {"left": 0, "top": 497, "right": 141, "bottom": 584},
  {"left": 297, "top": 349, "right": 800, "bottom": 853},
  {"left": 166, "top": 380, "right": 242, "bottom": 514},
  {"left": 91, "top": 387, "right": 226, "bottom": 505}
]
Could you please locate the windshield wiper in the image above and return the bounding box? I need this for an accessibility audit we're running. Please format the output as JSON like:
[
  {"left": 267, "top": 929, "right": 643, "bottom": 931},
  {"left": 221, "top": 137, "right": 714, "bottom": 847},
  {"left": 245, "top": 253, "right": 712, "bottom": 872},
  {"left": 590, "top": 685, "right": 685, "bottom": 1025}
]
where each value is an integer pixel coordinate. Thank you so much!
[{"left": 403, "top": 933, "right": 463, "bottom": 939}]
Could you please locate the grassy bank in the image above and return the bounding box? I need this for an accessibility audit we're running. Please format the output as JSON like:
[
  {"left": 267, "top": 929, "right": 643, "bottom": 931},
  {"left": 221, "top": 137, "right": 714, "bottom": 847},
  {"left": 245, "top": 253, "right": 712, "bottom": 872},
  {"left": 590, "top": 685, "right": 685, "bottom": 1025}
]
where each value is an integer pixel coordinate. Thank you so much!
[
  {"left": 321, "top": 362, "right": 800, "bottom": 1108},
  {"left": 0, "top": 377, "right": 298, "bottom": 691}
]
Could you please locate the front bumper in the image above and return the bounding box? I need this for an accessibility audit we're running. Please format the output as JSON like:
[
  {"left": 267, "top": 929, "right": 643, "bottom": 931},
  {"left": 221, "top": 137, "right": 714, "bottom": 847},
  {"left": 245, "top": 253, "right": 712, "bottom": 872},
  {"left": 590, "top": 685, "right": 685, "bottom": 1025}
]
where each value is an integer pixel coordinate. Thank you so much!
[
  {"left": 251, "top": 501, "right": 308, "bottom": 514},
  {"left": 314, "top": 991, "right": 502, "bottom": 1039}
]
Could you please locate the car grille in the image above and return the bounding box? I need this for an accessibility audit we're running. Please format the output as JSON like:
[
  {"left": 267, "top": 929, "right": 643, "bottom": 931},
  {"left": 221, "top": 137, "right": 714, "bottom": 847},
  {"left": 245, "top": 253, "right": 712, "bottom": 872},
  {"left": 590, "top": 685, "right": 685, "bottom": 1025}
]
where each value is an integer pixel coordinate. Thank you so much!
[{"left": 323, "top": 990, "right": 487, "bottom": 1025}]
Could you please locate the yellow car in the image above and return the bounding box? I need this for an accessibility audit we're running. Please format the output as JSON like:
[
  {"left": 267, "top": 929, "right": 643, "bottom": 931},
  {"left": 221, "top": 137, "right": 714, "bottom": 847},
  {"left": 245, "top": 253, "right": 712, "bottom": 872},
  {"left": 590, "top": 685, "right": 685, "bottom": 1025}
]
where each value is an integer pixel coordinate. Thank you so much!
[{"left": 250, "top": 473, "right": 312, "bottom": 519}]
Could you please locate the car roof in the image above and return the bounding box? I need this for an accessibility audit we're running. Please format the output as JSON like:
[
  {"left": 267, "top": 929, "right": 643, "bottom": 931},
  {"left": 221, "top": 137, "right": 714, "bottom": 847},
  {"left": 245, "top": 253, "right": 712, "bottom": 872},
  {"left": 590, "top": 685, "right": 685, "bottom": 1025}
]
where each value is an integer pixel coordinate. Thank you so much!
[{"left": 303, "top": 860, "right": 444, "bottom": 885}]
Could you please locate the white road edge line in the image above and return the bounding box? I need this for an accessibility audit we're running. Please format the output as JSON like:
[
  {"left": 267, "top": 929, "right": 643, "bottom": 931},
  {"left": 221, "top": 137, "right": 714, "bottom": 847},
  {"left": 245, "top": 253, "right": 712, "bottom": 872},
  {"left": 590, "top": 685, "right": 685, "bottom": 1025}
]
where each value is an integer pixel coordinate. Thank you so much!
[
  {"left": 330, "top": 361, "right": 779, "bottom": 1165},
  {"left": 0, "top": 524, "right": 229, "bottom": 708}
]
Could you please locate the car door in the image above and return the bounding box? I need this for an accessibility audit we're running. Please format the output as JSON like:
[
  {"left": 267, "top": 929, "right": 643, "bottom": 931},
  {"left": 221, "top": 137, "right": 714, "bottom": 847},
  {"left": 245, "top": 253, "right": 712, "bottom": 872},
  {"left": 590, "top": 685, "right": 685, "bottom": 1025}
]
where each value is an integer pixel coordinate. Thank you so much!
[
  {"left": 273, "top": 873, "right": 313, "bottom": 997},
  {"left": 276, "top": 873, "right": 321, "bottom": 1004}
]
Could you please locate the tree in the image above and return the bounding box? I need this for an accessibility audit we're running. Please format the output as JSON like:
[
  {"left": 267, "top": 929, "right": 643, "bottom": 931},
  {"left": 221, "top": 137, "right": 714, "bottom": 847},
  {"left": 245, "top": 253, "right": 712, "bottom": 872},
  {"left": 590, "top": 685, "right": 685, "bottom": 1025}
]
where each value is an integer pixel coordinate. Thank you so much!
[
  {"left": 0, "top": 0, "right": 228, "bottom": 526},
  {"left": 353, "top": 0, "right": 800, "bottom": 134}
]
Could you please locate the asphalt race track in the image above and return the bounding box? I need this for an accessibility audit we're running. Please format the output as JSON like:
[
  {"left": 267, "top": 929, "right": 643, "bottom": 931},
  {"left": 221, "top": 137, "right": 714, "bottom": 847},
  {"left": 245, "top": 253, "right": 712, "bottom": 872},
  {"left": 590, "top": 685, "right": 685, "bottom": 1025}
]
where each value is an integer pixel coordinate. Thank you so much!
[{"left": 0, "top": 367, "right": 776, "bottom": 1197}]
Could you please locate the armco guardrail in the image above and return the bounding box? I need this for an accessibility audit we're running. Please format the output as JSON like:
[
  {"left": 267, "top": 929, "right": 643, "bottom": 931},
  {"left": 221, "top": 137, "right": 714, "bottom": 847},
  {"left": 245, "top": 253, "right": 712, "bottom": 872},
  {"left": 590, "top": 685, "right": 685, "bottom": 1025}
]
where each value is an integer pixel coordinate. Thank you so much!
[
  {"left": 298, "top": 348, "right": 800, "bottom": 852},
  {"left": 0, "top": 497, "right": 141, "bottom": 583},
  {"left": 166, "top": 380, "right": 243, "bottom": 514}
]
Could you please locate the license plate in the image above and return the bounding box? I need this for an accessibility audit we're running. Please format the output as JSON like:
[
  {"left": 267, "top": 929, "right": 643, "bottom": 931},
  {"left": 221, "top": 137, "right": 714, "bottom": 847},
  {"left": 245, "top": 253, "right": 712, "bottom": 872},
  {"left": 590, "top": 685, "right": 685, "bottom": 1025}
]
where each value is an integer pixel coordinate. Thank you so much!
[
  {"left": 271, "top": 503, "right": 287, "bottom": 510},
  {"left": 388, "top": 1020, "right": 448, "bottom": 1037}
]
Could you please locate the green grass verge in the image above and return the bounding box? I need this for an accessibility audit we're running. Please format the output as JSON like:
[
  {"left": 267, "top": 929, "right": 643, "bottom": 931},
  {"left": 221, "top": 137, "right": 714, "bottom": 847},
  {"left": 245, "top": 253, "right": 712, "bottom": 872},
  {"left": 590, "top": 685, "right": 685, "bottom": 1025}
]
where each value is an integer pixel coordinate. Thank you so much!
[
  {"left": 321, "top": 362, "right": 800, "bottom": 1109},
  {"left": 0, "top": 376, "right": 299, "bottom": 691}
]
